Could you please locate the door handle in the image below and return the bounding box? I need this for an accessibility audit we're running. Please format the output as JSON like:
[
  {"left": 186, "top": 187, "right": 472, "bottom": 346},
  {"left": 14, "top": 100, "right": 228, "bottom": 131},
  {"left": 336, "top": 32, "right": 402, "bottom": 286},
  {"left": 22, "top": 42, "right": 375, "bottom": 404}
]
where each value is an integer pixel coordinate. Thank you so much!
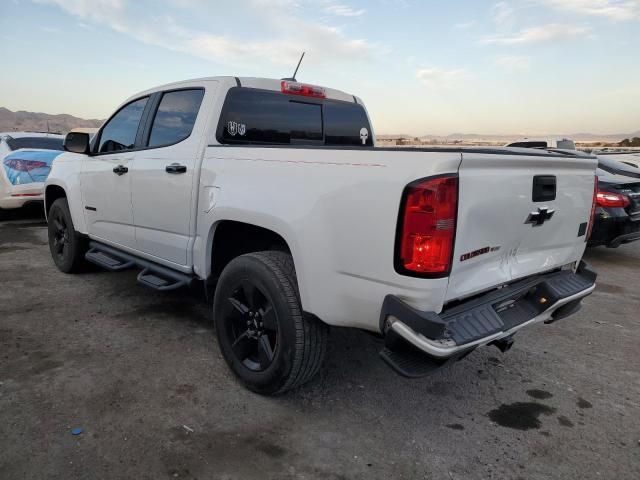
[
  {"left": 166, "top": 163, "right": 187, "bottom": 174},
  {"left": 113, "top": 165, "right": 128, "bottom": 176}
]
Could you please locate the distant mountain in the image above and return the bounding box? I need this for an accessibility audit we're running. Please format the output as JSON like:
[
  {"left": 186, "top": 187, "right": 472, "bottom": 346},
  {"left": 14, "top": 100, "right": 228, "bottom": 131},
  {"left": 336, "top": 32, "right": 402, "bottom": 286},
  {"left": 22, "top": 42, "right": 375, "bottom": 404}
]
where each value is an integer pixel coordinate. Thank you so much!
[
  {"left": 379, "top": 131, "right": 640, "bottom": 143},
  {"left": 0, "top": 107, "right": 103, "bottom": 134},
  {"left": 1, "top": 107, "right": 636, "bottom": 144}
]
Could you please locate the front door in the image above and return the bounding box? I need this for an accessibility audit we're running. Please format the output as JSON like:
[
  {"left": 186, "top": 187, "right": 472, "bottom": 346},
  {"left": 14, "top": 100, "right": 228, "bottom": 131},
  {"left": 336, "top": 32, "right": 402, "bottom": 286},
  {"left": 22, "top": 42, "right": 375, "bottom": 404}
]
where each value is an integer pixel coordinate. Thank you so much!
[{"left": 81, "top": 96, "right": 149, "bottom": 249}]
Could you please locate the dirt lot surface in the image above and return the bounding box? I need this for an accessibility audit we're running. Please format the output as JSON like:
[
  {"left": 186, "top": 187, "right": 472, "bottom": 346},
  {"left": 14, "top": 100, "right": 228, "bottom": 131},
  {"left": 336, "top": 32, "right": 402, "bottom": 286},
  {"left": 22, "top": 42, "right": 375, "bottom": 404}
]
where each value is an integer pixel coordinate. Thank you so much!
[{"left": 1, "top": 214, "right": 639, "bottom": 480}]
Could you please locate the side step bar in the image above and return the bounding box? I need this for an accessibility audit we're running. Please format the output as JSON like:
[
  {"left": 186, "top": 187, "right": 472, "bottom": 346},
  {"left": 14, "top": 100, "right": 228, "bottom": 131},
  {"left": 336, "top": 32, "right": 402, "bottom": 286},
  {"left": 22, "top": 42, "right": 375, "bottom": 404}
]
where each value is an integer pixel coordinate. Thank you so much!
[{"left": 85, "top": 241, "right": 193, "bottom": 291}]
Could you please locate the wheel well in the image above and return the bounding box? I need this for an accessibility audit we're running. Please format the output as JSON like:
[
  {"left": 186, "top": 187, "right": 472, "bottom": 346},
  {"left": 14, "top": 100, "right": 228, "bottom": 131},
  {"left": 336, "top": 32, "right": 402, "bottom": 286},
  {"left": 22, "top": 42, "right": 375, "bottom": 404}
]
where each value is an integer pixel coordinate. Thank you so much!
[
  {"left": 211, "top": 221, "right": 291, "bottom": 280},
  {"left": 45, "top": 185, "right": 66, "bottom": 215}
]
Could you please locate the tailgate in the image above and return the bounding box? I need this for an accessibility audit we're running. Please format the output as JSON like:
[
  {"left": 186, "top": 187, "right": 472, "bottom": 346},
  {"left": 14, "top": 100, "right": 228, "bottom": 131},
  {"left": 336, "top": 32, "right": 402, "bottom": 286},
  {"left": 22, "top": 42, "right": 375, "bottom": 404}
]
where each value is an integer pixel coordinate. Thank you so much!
[{"left": 445, "top": 152, "right": 597, "bottom": 302}]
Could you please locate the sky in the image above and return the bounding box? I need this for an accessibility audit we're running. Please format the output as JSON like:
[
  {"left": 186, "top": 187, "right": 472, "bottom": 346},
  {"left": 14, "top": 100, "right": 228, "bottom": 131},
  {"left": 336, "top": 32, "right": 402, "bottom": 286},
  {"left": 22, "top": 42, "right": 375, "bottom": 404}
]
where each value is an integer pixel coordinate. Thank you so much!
[{"left": 1, "top": 0, "right": 639, "bottom": 136}]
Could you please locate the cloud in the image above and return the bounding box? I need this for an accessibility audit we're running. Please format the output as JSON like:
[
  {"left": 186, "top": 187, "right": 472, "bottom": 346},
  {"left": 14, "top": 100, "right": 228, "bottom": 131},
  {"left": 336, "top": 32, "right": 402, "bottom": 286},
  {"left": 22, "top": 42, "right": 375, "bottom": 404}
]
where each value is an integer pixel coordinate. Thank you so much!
[
  {"left": 481, "top": 23, "right": 592, "bottom": 44},
  {"left": 323, "top": 3, "right": 366, "bottom": 17},
  {"left": 35, "top": 0, "right": 128, "bottom": 31},
  {"left": 544, "top": 0, "right": 640, "bottom": 21},
  {"left": 492, "top": 1, "right": 515, "bottom": 24},
  {"left": 494, "top": 54, "right": 530, "bottom": 71},
  {"left": 34, "top": 0, "right": 374, "bottom": 67},
  {"left": 416, "top": 68, "right": 468, "bottom": 88},
  {"left": 189, "top": 20, "right": 372, "bottom": 66},
  {"left": 454, "top": 20, "right": 476, "bottom": 29}
]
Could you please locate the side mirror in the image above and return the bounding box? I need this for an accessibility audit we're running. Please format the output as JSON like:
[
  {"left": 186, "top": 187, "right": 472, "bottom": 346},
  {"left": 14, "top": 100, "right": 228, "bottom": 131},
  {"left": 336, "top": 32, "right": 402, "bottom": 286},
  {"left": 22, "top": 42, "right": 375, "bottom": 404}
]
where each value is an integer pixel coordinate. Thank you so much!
[{"left": 64, "top": 132, "right": 91, "bottom": 154}]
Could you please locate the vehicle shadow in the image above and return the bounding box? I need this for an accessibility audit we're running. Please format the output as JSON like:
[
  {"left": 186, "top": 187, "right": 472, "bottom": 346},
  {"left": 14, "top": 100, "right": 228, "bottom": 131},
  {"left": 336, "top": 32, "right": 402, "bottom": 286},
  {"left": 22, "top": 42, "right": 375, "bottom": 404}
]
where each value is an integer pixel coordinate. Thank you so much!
[
  {"left": 583, "top": 243, "right": 640, "bottom": 269},
  {"left": 0, "top": 203, "right": 46, "bottom": 222}
]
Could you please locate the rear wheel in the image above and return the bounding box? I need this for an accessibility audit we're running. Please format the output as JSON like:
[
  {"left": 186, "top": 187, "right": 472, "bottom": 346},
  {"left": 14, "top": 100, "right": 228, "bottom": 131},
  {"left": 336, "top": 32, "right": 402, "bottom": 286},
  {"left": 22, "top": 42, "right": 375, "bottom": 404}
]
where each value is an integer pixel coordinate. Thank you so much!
[
  {"left": 213, "top": 251, "right": 327, "bottom": 395},
  {"left": 47, "top": 198, "right": 87, "bottom": 273}
]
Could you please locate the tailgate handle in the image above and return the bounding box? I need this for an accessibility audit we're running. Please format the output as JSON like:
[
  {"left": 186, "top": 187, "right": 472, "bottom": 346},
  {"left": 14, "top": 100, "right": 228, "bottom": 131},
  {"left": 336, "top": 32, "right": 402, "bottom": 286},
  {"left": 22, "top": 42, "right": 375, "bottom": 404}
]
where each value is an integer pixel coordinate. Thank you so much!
[{"left": 532, "top": 175, "right": 556, "bottom": 202}]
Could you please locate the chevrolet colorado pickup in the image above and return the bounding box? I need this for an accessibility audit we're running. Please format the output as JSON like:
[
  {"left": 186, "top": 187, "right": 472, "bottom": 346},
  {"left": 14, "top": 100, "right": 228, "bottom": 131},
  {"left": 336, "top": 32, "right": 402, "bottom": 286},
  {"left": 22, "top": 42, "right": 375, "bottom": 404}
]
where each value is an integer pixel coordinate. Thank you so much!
[{"left": 45, "top": 77, "right": 598, "bottom": 394}]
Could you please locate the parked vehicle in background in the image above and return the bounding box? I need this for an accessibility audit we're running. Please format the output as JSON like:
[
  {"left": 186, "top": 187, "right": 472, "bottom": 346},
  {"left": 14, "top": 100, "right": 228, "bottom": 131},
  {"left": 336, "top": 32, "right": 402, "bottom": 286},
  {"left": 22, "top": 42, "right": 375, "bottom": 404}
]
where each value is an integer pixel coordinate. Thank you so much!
[
  {"left": 505, "top": 137, "right": 576, "bottom": 150},
  {"left": 594, "top": 151, "right": 640, "bottom": 170},
  {"left": 508, "top": 141, "right": 640, "bottom": 249},
  {"left": 45, "top": 76, "right": 598, "bottom": 394},
  {"left": 0, "top": 132, "right": 65, "bottom": 212},
  {"left": 589, "top": 167, "right": 640, "bottom": 248},
  {"left": 67, "top": 127, "right": 99, "bottom": 139},
  {"left": 596, "top": 156, "right": 640, "bottom": 179}
]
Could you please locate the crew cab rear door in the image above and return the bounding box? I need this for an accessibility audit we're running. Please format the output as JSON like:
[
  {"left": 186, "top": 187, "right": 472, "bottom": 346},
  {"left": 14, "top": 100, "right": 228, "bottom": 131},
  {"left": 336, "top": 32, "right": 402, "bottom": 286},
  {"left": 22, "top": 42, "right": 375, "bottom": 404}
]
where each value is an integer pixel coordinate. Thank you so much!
[
  {"left": 131, "top": 82, "right": 217, "bottom": 266},
  {"left": 445, "top": 150, "right": 597, "bottom": 302}
]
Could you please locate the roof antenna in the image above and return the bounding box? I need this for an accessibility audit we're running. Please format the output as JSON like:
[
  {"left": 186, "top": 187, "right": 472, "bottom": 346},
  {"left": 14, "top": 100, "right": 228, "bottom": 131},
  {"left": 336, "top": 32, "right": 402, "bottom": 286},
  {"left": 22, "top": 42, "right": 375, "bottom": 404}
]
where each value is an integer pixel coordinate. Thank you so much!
[{"left": 282, "top": 52, "right": 305, "bottom": 82}]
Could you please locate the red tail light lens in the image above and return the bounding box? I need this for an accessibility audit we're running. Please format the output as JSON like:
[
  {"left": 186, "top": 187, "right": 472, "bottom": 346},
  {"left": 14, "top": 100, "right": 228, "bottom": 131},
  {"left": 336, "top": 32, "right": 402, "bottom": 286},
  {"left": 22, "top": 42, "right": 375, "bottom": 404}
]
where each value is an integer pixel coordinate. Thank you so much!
[
  {"left": 281, "top": 80, "right": 326, "bottom": 99},
  {"left": 596, "top": 190, "right": 630, "bottom": 208},
  {"left": 396, "top": 175, "right": 458, "bottom": 276},
  {"left": 587, "top": 176, "right": 598, "bottom": 241}
]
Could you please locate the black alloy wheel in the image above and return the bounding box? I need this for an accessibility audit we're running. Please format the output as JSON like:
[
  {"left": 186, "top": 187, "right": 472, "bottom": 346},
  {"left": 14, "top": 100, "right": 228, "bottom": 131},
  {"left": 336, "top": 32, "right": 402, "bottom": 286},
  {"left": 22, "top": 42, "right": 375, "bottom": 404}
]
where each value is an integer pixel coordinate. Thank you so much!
[
  {"left": 223, "top": 280, "right": 279, "bottom": 372},
  {"left": 50, "top": 208, "right": 69, "bottom": 262},
  {"left": 213, "top": 251, "right": 328, "bottom": 395},
  {"left": 47, "top": 197, "right": 87, "bottom": 273}
]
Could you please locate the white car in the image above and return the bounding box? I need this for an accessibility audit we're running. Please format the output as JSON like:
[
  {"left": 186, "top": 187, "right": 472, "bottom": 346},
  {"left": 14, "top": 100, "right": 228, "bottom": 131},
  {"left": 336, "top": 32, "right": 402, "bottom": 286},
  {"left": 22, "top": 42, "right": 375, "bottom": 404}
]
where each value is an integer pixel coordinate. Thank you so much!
[
  {"left": 0, "top": 132, "right": 65, "bottom": 212},
  {"left": 45, "top": 76, "right": 598, "bottom": 394}
]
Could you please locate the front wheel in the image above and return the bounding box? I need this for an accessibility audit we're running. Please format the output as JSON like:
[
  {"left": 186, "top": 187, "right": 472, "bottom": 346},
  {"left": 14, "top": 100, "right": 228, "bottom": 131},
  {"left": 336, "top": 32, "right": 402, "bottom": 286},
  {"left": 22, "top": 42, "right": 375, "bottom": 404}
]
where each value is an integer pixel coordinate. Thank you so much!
[
  {"left": 47, "top": 198, "right": 87, "bottom": 273},
  {"left": 213, "top": 251, "right": 328, "bottom": 395}
]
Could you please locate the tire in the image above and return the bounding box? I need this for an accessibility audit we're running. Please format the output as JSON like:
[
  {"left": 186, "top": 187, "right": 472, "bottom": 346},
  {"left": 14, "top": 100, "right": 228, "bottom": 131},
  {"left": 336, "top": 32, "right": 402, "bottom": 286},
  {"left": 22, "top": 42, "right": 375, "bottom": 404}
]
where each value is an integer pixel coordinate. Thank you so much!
[
  {"left": 47, "top": 198, "right": 87, "bottom": 273},
  {"left": 213, "top": 251, "right": 328, "bottom": 395}
]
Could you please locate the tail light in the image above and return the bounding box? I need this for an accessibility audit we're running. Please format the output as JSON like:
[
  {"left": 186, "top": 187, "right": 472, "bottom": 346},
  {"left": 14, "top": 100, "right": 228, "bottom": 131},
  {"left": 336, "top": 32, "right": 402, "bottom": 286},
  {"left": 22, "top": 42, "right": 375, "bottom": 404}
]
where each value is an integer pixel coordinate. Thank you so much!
[
  {"left": 587, "top": 176, "right": 598, "bottom": 241},
  {"left": 596, "top": 190, "right": 630, "bottom": 208},
  {"left": 281, "top": 80, "right": 326, "bottom": 99},
  {"left": 395, "top": 175, "right": 458, "bottom": 276}
]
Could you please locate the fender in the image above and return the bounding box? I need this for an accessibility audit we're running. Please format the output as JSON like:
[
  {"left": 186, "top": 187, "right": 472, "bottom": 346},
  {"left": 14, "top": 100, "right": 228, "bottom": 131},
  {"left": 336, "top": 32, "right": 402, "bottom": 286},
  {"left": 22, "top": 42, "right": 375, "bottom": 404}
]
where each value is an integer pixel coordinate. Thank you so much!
[
  {"left": 44, "top": 153, "right": 88, "bottom": 234},
  {"left": 199, "top": 208, "right": 308, "bottom": 310}
]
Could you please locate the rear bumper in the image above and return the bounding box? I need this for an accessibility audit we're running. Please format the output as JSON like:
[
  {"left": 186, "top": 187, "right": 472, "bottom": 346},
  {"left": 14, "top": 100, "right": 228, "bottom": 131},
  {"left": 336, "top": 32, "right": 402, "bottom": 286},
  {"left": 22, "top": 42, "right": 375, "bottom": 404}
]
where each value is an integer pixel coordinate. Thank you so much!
[
  {"left": 0, "top": 182, "right": 44, "bottom": 210},
  {"left": 380, "top": 261, "right": 596, "bottom": 361},
  {"left": 608, "top": 230, "right": 640, "bottom": 248}
]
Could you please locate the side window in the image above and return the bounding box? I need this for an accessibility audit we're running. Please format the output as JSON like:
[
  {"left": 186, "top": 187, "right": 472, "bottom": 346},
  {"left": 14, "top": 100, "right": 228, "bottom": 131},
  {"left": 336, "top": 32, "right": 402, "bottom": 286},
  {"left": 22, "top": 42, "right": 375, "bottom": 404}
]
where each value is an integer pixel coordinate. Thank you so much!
[
  {"left": 148, "top": 89, "right": 204, "bottom": 148},
  {"left": 219, "top": 89, "right": 322, "bottom": 145},
  {"left": 98, "top": 97, "right": 148, "bottom": 153},
  {"left": 324, "top": 101, "right": 373, "bottom": 147}
]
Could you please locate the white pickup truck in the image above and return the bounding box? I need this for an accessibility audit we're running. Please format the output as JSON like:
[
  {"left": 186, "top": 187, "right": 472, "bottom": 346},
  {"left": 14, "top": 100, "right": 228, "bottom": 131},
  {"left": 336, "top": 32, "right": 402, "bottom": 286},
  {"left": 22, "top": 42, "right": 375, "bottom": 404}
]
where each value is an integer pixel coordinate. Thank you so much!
[{"left": 45, "top": 76, "right": 598, "bottom": 394}]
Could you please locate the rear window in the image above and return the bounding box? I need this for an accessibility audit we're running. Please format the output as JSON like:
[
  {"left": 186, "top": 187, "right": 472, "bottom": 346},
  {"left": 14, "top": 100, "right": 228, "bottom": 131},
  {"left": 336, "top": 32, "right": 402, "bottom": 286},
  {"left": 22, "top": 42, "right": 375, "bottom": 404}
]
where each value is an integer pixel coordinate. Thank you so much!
[
  {"left": 217, "top": 87, "right": 372, "bottom": 147},
  {"left": 324, "top": 101, "right": 373, "bottom": 146},
  {"left": 6, "top": 137, "right": 64, "bottom": 151}
]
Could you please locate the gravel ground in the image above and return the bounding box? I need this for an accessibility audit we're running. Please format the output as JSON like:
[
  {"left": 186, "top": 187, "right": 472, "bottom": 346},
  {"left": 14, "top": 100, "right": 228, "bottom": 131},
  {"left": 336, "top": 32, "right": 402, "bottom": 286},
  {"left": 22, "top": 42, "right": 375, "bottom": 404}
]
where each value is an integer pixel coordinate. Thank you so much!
[{"left": 1, "top": 213, "right": 639, "bottom": 480}]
